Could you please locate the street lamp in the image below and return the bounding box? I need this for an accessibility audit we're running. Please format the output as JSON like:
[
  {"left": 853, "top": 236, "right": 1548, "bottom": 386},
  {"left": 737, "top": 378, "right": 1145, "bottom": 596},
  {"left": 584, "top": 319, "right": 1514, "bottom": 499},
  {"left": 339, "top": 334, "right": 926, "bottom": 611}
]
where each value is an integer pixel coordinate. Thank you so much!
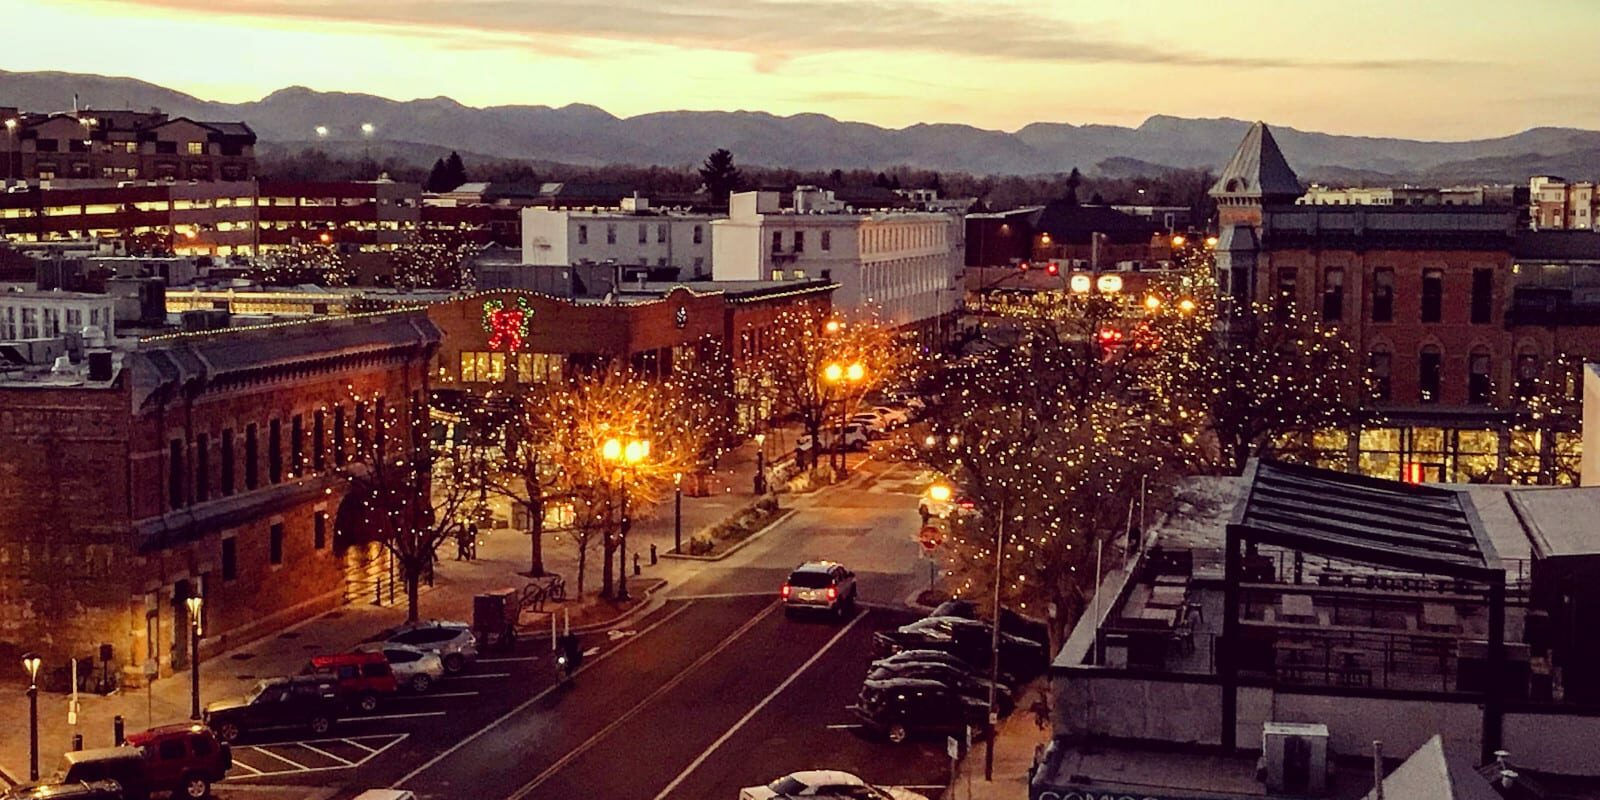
[
  {"left": 3, "top": 118, "right": 17, "bottom": 181},
  {"left": 360, "top": 123, "right": 376, "bottom": 171},
  {"left": 602, "top": 435, "right": 649, "bottom": 600},
  {"left": 22, "top": 652, "right": 41, "bottom": 781},
  {"left": 753, "top": 433, "right": 767, "bottom": 494},
  {"left": 185, "top": 596, "right": 204, "bottom": 720},
  {"left": 314, "top": 125, "right": 329, "bottom": 138},
  {"left": 822, "top": 361, "right": 865, "bottom": 477},
  {"left": 673, "top": 472, "right": 683, "bottom": 554}
]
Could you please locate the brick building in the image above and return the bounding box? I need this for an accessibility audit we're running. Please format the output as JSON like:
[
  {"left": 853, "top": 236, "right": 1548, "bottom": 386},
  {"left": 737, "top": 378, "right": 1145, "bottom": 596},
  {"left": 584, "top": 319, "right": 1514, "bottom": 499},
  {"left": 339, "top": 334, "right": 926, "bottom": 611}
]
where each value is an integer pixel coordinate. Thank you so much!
[
  {"left": 1214, "top": 123, "right": 1600, "bottom": 484},
  {"left": 1, "top": 107, "right": 255, "bottom": 183},
  {"left": 0, "top": 310, "right": 439, "bottom": 682},
  {"left": 427, "top": 281, "right": 834, "bottom": 433}
]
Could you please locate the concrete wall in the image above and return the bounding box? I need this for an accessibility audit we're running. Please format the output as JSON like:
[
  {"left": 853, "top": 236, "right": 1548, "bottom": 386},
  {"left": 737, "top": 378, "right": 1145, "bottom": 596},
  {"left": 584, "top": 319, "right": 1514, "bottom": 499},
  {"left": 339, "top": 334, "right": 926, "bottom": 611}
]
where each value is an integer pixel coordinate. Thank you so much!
[
  {"left": 1263, "top": 692, "right": 1481, "bottom": 763},
  {"left": 1054, "top": 675, "right": 1223, "bottom": 745},
  {"left": 521, "top": 209, "right": 570, "bottom": 266},
  {"left": 1503, "top": 713, "right": 1600, "bottom": 775}
]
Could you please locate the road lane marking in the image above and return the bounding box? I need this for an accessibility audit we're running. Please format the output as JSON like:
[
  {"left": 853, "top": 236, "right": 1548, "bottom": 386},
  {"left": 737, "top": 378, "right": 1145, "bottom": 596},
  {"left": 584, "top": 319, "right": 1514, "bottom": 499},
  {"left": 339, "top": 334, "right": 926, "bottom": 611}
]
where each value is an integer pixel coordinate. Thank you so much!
[
  {"left": 824, "top": 723, "right": 864, "bottom": 730},
  {"left": 398, "top": 691, "right": 479, "bottom": 699},
  {"left": 251, "top": 748, "right": 311, "bottom": 771},
  {"left": 344, "top": 711, "right": 448, "bottom": 722},
  {"left": 651, "top": 609, "right": 867, "bottom": 800},
  {"left": 391, "top": 601, "right": 697, "bottom": 789},
  {"left": 298, "top": 742, "right": 354, "bottom": 766},
  {"left": 477, "top": 656, "right": 541, "bottom": 663},
  {"left": 667, "top": 591, "right": 778, "bottom": 600},
  {"left": 505, "top": 602, "right": 782, "bottom": 800},
  {"left": 445, "top": 672, "right": 512, "bottom": 679}
]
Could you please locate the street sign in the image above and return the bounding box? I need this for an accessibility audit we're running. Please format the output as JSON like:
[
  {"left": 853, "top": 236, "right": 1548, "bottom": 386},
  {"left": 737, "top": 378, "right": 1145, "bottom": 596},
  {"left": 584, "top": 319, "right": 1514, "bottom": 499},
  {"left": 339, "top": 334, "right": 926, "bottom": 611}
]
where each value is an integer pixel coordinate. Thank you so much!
[
  {"left": 918, "top": 525, "right": 942, "bottom": 552},
  {"left": 947, "top": 735, "right": 960, "bottom": 759}
]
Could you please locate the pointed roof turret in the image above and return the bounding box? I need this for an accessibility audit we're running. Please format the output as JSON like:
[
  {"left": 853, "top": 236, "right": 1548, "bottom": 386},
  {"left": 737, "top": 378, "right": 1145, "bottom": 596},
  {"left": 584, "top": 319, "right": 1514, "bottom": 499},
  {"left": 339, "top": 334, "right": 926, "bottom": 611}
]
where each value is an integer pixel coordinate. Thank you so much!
[{"left": 1210, "top": 121, "right": 1302, "bottom": 200}]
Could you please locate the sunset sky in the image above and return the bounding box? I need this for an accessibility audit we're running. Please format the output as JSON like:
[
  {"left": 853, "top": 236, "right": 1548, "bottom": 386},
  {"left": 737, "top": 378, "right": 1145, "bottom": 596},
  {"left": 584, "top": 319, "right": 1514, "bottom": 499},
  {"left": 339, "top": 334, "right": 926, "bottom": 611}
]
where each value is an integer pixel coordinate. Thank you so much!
[{"left": 4, "top": 0, "right": 1597, "bottom": 139}]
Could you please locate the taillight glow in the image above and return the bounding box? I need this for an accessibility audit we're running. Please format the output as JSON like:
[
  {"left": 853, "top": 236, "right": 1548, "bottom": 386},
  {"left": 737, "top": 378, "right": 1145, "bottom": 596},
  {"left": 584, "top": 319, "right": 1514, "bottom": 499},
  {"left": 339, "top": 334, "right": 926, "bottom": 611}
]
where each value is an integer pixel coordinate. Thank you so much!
[
  {"left": 781, "top": 584, "right": 792, "bottom": 599},
  {"left": 827, "top": 586, "right": 838, "bottom": 601}
]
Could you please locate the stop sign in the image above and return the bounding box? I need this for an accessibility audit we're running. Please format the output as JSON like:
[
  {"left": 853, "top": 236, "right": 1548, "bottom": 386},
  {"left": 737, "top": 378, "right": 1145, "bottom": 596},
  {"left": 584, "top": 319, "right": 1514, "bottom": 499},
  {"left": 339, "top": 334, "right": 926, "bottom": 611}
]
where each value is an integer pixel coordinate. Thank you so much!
[{"left": 918, "top": 525, "right": 942, "bottom": 552}]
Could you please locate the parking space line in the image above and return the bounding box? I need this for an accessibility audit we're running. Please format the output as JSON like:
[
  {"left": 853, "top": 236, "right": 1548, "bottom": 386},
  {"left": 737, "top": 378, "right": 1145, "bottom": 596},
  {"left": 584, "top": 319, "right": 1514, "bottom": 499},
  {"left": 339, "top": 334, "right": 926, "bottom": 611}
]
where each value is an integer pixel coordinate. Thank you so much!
[
  {"left": 650, "top": 610, "right": 868, "bottom": 800},
  {"left": 392, "top": 601, "right": 697, "bottom": 789},
  {"left": 477, "top": 656, "right": 540, "bottom": 663},
  {"left": 252, "top": 748, "right": 311, "bottom": 771},
  {"left": 297, "top": 742, "right": 354, "bottom": 766},
  {"left": 343, "top": 739, "right": 378, "bottom": 754},
  {"left": 346, "top": 711, "right": 448, "bottom": 722},
  {"left": 228, "top": 760, "right": 264, "bottom": 775},
  {"left": 446, "top": 672, "right": 512, "bottom": 679},
  {"left": 398, "top": 691, "right": 479, "bottom": 699}
]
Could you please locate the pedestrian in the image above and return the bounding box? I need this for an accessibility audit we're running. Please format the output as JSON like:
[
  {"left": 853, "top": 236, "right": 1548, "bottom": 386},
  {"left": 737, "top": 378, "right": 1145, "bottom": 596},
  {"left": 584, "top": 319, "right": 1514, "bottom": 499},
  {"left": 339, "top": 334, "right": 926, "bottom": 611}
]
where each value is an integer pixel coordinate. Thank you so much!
[
  {"left": 1030, "top": 690, "right": 1051, "bottom": 731},
  {"left": 919, "top": 503, "right": 932, "bottom": 526},
  {"left": 454, "top": 526, "right": 468, "bottom": 561}
]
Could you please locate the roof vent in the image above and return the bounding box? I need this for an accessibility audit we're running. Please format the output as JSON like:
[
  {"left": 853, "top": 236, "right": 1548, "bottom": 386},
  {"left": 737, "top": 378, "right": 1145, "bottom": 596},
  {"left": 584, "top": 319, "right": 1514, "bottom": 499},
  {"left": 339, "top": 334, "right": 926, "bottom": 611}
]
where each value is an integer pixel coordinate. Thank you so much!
[{"left": 50, "top": 354, "right": 74, "bottom": 373}]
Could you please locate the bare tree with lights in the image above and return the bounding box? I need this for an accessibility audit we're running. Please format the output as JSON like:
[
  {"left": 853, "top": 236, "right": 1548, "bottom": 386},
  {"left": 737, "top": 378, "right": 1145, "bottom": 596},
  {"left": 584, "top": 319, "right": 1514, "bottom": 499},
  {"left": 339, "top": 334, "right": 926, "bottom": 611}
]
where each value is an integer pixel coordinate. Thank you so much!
[
  {"left": 251, "top": 240, "right": 354, "bottom": 287},
  {"left": 342, "top": 395, "right": 480, "bottom": 622}
]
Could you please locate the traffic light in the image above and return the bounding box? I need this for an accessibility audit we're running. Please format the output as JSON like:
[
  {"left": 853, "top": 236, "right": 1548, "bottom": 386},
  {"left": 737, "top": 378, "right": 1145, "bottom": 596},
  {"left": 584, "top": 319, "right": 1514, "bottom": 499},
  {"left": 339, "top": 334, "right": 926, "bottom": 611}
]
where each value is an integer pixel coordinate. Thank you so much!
[{"left": 1046, "top": 261, "right": 1059, "bottom": 276}]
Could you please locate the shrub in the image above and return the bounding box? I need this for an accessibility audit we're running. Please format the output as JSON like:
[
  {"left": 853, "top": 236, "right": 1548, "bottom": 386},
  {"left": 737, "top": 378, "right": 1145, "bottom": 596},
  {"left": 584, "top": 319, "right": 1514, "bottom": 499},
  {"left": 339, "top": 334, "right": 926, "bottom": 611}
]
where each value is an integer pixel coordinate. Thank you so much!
[{"left": 688, "top": 532, "right": 715, "bottom": 555}]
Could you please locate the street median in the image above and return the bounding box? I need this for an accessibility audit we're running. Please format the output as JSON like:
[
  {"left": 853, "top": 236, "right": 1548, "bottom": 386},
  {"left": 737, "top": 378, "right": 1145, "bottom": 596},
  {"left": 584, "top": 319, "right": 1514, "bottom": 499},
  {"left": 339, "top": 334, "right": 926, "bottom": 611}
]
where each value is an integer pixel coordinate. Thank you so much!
[{"left": 662, "top": 497, "right": 794, "bottom": 561}]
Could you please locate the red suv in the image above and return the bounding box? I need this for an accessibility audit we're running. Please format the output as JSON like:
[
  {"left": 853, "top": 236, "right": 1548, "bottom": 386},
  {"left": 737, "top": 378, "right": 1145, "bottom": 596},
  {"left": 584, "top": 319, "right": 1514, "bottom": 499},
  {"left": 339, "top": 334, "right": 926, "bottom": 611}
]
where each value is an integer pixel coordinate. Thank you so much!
[
  {"left": 123, "top": 723, "right": 231, "bottom": 798},
  {"left": 308, "top": 651, "right": 399, "bottom": 712}
]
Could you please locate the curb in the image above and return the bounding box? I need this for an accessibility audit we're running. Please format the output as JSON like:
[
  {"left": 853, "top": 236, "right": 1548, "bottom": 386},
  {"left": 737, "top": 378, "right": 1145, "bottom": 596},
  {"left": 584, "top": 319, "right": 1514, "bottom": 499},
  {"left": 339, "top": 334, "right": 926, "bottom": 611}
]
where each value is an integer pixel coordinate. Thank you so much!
[
  {"left": 517, "top": 577, "right": 673, "bottom": 639},
  {"left": 660, "top": 509, "right": 797, "bottom": 562}
]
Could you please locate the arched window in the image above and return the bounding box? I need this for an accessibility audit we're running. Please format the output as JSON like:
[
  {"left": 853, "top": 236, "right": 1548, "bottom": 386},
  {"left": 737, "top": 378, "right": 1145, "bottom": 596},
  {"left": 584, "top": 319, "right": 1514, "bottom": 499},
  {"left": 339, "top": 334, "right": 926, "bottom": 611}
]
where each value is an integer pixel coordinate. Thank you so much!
[
  {"left": 1468, "top": 346, "right": 1492, "bottom": 405},
  {"left": 1419, "top": 345, "right": 1443, "bottom": 404},
  {"left": 1516, "top": 347, "right": 1540, "bottom": 399},
  {"left": 1369, "top": 347, "right": 1392, "bottom": 402}
]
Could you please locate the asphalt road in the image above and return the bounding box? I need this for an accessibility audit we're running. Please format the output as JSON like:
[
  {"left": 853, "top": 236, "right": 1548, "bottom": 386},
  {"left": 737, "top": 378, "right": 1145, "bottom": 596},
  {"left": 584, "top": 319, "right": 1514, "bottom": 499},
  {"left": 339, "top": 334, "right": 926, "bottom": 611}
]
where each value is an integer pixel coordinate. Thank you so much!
[{"left": 214, "top": 455, "right": 952, "bottom": 800}]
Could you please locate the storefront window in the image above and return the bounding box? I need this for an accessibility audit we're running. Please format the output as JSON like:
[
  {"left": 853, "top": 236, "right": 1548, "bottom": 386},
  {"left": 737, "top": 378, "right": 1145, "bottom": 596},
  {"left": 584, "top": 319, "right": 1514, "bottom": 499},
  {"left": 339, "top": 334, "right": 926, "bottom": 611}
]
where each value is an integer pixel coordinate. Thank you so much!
[
  {"left": 1508, "top": 430, "right": 1543, "bottom": 485},
  {"left": 1453, "top": 429, "right": 1500, "bottom": 483},
  {"left": 1359, "top": 427, "right": 1402, "bottom": 480}
]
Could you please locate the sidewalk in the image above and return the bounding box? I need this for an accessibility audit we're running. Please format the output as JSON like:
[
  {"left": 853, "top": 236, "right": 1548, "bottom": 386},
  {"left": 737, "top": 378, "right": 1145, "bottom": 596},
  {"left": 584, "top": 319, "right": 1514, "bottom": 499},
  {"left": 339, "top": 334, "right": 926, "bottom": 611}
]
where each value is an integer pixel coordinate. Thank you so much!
[
  {"left": 946, "top": 698, "right": 1053, "bottom": 800},
  {"left": 0, "top": 429, "right": 801, "bottom": 786}
]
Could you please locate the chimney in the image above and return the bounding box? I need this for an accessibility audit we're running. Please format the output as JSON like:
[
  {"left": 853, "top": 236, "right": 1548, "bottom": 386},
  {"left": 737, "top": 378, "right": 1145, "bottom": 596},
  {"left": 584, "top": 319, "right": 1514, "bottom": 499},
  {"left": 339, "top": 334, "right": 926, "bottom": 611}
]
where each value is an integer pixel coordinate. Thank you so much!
[{"left": 87, "top": 350, "right": 113, "bottom": 382}]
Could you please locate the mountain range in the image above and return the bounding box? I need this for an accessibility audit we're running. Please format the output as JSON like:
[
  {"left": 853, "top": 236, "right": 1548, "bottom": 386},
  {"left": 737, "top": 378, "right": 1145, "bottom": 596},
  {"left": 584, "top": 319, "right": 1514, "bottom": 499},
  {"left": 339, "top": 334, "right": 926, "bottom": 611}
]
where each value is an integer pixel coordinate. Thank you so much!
[{"left": 4, "top": 68, "right": 1598, "bottom": 185}]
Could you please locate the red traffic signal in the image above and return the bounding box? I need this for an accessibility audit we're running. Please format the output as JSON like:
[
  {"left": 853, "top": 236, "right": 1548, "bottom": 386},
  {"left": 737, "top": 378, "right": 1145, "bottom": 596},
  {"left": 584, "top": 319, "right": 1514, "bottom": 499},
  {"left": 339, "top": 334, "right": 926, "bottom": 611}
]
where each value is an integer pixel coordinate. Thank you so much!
[{"left": 1046, "top": 261, "right": 1059, "bottom": 276}]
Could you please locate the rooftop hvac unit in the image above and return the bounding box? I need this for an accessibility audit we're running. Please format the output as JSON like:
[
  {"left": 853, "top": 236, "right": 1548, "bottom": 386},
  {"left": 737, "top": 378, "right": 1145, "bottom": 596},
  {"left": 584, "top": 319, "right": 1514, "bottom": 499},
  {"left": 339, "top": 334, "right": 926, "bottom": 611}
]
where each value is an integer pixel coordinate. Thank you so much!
[{"left": 1261, "top": 722, "right": 1329, "bottom": 795}]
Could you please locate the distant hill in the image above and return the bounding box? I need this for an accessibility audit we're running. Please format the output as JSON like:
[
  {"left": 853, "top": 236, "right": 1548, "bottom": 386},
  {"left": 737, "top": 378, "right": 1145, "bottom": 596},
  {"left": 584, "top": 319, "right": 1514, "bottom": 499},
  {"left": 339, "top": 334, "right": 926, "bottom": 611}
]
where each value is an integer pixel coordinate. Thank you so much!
[{"left": 5, "top": 68, "right": 1598, "bottom": 184}]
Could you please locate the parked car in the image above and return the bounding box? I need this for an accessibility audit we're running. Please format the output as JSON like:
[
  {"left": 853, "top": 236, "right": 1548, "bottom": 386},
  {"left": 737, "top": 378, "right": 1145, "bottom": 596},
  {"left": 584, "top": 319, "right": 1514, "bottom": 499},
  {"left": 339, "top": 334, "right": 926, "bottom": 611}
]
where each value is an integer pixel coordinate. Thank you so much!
[
  {"left": 782, "top": 561, "right": 858, "bottom": 619},
  {"left": 853, "top": 678, "right": 989, "bottom": 743},
  {"left": 204, "top": 676, "right": 340, "bottom": 743},
  {"left": 739, "top": 770, "right": 927, "bottom": 800},
  {"left": 124, "top": 723, "right": 231, "bottom": 799},
  {"left": 46, "top": 749, "right": 146, "bottom": 800},
  {"left": 383, "top": 620, "right": 478, "bottom": 673},
  {"left": 848, "top": 413, "right": 890, "bottom": 437},
  {"left": 929, "top": 600, "right": 1050, "bottom": 648},
  {"left": 795, "top": 424, "right": 871, "bottom": 454},
  {"left": 870, "top": 649, "right": 1015, "bottom": 688},
  {"left": 306, "top": 651, "right": 399, "bottom": 712},
  {"left": 866, "top": 662, "right": 1013, "bottom": 715},
  {"left": 353, "top": 642, "right": 446, "bottom": 692},
  {"left": 872, "top": 617, "right": 1047, "bottom": 678},
  {"left": 866, "top": 405, "right": 911, "bottom": 428},
  {"left": 0, "top": 781, "right": 125, "bottom": 800},
  {"left": 918, "top": 488, "right": 977, "bottom": 521}
]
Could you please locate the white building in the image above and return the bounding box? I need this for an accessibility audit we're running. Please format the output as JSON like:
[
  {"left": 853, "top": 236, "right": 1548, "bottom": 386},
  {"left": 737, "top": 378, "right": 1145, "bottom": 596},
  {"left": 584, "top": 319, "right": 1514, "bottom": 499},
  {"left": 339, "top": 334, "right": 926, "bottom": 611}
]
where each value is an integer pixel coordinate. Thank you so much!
[
  {"left": 711, "top": 189, "right": 963, "bottom": 330},
  {"left": 520, "top": 196, "right": 718, "bottom": 278},
  {"left": 0, "top": 290, "right": 116, "bottom": 341}
]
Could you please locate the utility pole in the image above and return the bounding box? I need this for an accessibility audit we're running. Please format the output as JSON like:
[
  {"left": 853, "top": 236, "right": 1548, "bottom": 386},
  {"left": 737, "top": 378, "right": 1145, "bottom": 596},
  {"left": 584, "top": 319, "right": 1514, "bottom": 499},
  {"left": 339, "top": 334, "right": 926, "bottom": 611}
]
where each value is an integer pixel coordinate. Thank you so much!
[{"left": 985, "top": 494, "right": 1006, "bottom": 781}]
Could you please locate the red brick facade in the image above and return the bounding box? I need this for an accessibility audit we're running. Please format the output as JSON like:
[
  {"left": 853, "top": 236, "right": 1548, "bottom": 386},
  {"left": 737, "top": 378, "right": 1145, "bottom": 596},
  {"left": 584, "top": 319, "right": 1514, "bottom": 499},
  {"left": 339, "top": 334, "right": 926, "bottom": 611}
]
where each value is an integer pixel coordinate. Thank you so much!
[{"left": 0, "top": 311, "right": 439, "bottom": 681}]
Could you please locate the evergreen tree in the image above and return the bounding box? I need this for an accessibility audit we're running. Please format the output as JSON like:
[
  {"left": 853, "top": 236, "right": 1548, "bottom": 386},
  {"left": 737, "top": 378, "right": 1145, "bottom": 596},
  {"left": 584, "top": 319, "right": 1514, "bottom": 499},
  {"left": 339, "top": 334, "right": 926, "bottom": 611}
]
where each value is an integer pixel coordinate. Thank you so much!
[
  {"left": 698, "top": 148, "right": 742, "bottom": 206},
  {"left": 443, "top": 151, "right": 468, "bottom": 190},
  {"left": 425, "top": 158, "right": 449, "bottom": 193},
  {"left": 1065, "top": 168, "right": 1083, "bottom": 205},
  {"left": 874, "top": 172, "right": 892, "bottom": 189}
]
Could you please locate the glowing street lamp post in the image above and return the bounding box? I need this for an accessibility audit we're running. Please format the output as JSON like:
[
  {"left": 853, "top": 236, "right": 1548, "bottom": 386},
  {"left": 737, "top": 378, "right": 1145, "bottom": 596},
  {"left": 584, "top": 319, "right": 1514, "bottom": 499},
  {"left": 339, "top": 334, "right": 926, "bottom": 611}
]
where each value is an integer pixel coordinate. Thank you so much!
[
  {"left": 753, "top": 432, "right": 767, "bottom": 494},
  {"left": 186, "top": 596, "right": 204, "bottom": 720},
  {"left": 673, "top": 472, "right": 684, "bottom": 554},
  {"left": 23, "top": 653, "right": 41, "bottom": 780},
  {"left": 823, "top": 361, "right": 865, "bottom": 477},
  {"left": 603, "top": 437, "right": 649, "bottom": 600}
]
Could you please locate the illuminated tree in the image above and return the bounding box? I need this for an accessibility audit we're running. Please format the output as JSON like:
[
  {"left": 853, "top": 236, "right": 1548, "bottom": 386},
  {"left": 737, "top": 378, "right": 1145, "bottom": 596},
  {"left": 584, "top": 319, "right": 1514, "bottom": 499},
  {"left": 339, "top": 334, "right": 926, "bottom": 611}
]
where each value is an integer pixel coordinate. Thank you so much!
[
  {"left": 390, "top": 229, "right": 476, "bottom": 290},
  {"left": 251, "top": 240, "right": 354, "bottom": 287},
  {"left": 342, "top": 393, "right": 479, "bottom": 622},
  {"left": 752, "top": 309, "right": 911, "bottom": 468}
]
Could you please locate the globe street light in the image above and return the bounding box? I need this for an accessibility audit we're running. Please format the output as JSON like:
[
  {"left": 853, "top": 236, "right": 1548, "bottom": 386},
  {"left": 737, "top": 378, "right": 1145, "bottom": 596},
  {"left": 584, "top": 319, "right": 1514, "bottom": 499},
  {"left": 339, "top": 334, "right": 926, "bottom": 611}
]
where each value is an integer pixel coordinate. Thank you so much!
[
  {"left": 22, "top": 652, "right": 41, "bottom": 780},
  {"left": 314, "top": 125, "right": 329, "bottom": 138},
  {"left": 602, "top": 436, "right": 649, "bottom": 600},
  {"left": 753, "top": 432, "right": 767, "bottom": 495},
  {"left": 673, "top": 472, "right": 684, "bottom": 554},
  {"left": 822, "top": 361, "right": 866, "bottom": 477},
  {"left": 186, "top": 595, "right": 204, "bottom": 720}
]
